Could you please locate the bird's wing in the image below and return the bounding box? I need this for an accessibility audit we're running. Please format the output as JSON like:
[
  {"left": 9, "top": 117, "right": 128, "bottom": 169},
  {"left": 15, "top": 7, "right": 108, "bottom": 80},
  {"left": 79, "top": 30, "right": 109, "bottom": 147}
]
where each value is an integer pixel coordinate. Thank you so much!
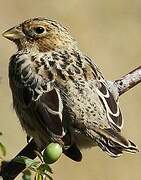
[
  {"left": 96, "top": 80, "right": 123, "bottom": 131},
  {"left": 84, "top": 56, "right": 123, "bottom": 131},
  {"left": 36, "top": 88, "right": 65, "bottom": 137},
  {"left": 16, "top": 79, "right": 64, "bottom": 137}
]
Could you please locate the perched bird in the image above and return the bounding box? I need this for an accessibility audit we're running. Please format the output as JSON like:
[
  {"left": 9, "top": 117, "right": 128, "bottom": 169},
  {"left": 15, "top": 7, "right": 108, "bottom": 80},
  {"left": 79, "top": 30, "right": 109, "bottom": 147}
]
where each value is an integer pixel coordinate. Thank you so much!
[{"left": 3, "top": 17, "right": 138, "bottom": 161}]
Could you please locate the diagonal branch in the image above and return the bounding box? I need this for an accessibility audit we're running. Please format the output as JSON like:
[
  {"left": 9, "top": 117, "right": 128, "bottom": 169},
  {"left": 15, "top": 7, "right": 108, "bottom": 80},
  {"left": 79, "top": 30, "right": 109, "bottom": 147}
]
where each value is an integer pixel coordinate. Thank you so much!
[
  {"left": 0, "top": 66, "right": 141, "bottom": 179},
  {"left": 114, "top": 66, "right": 141, "bottom": 96}
]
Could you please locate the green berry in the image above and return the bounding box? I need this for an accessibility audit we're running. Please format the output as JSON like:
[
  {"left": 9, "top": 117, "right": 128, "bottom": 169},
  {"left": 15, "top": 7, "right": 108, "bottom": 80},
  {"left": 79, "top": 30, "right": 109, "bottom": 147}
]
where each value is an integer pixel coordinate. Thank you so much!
[{"left": 43, "top": 143, "right": 62, "bottom": 164}]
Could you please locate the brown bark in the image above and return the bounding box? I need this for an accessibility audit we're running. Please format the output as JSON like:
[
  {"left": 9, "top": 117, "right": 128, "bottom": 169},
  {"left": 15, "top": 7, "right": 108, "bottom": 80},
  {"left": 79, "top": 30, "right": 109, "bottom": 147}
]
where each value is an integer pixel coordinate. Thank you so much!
[{"left": 114, "top": 66, "right": 141, "bottom": 96}]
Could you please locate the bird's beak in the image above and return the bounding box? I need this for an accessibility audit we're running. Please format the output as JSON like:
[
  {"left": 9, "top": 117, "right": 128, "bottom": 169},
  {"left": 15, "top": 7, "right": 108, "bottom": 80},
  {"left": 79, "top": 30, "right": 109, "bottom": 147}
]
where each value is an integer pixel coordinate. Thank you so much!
[{"left": 2, "top": 26, "right": 24, "bottom": 41}]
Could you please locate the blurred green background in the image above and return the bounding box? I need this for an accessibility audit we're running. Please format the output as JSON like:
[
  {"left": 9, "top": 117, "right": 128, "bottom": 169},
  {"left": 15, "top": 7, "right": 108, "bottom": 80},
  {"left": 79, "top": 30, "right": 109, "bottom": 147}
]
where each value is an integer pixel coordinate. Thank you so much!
[{"left": 0, "top": 0, "right": 141, "bottom": 179}]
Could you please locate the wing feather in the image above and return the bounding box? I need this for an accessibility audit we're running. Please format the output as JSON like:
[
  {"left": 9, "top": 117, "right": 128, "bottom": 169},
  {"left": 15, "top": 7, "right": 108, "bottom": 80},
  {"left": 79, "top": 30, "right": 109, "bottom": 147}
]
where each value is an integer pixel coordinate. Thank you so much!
[
  {"left": 36, "top": 88, "right": 64, "bottom": 137},
  {"left": 96, "top": 81, "right": 123, "bottom": 131}
]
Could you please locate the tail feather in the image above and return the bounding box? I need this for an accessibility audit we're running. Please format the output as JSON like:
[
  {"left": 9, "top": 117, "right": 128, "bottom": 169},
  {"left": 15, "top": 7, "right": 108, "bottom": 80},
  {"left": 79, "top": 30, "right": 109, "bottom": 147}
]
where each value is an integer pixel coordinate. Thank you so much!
[
  {"left": 96, "top": 138, "right": 123, "bottom": 157},
  {"left": 95, "top": 128, "right": 139, "bottom": 157},
  {"left": 124, "top": 140, "right": 139, "bottom": 153}
]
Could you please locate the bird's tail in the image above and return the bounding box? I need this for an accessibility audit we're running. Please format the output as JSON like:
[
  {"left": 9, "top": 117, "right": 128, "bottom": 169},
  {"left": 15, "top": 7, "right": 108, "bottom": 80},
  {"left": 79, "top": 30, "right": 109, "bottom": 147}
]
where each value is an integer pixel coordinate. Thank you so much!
[{"left": 95, "top": 128, "right": 139, "bottom": 157}]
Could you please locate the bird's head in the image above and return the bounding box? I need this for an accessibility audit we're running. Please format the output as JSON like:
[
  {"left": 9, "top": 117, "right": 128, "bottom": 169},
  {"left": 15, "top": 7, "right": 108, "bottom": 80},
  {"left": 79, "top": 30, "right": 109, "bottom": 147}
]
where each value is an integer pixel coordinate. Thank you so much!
[{"left": 3, "top": 17, "right": 77, "bottom": 52}]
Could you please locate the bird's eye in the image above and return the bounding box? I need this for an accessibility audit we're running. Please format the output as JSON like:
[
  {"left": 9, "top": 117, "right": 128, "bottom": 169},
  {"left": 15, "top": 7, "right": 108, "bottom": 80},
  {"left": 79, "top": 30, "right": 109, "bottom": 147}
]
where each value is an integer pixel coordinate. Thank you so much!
[{"left": 34, "top": 26, "right": 45, "bottom": 34}]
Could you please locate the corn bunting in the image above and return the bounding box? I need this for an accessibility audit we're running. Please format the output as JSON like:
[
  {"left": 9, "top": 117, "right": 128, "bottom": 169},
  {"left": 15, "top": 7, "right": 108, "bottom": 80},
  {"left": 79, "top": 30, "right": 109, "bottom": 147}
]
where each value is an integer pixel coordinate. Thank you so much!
[{"left": 3, "top": 17, "right": 138, "bottom": 161}]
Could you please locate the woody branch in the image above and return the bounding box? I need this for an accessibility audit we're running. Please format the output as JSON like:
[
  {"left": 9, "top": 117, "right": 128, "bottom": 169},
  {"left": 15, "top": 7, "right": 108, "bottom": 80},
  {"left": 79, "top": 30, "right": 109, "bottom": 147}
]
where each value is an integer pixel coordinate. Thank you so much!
[{"left": 114, "top": 66, "right": 141, "bottom": 96}]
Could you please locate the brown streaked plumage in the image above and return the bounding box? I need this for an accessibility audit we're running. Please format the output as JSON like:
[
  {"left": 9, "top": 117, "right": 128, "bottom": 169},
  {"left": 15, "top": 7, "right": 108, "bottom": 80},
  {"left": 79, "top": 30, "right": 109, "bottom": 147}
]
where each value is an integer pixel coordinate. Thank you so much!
[{"left": 3, "top": 17, "right": 138, "bottom": 161}]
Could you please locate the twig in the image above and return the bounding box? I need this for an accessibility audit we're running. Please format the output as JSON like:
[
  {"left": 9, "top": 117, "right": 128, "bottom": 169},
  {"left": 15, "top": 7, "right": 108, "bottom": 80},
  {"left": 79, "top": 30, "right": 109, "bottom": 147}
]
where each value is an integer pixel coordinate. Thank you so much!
[
  {"left": 114, "top": 66, "right": 141, "bottom": 96},
  {"left": 0, "top": 66, "right": 141, "bottom": 179}
]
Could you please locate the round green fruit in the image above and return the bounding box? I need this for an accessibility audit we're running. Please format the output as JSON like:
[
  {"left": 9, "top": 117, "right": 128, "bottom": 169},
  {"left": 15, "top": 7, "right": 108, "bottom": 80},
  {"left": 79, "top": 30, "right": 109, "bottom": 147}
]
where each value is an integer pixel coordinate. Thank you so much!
[{"left": 43, "top": 143, "right": 63, "bottom": 164}]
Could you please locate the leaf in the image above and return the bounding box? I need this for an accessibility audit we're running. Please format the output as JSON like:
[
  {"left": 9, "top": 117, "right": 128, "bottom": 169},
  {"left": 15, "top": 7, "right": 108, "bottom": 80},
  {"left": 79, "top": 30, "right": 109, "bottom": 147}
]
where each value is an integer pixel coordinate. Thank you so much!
[
  {"left": 14, "top": 156, "right": 40, "bottom": 168},
  {"left": 22, "top": 169, "right": 32, "bottom": 180},
  {"left": 38, "top": 163, "right": 53, "bottom": 174},
  {"left": 28, "top": 166, "right": 38, "bottom": 172},
  {"left": 0, "top": 142, "right": 6, "bottom": 157}
]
